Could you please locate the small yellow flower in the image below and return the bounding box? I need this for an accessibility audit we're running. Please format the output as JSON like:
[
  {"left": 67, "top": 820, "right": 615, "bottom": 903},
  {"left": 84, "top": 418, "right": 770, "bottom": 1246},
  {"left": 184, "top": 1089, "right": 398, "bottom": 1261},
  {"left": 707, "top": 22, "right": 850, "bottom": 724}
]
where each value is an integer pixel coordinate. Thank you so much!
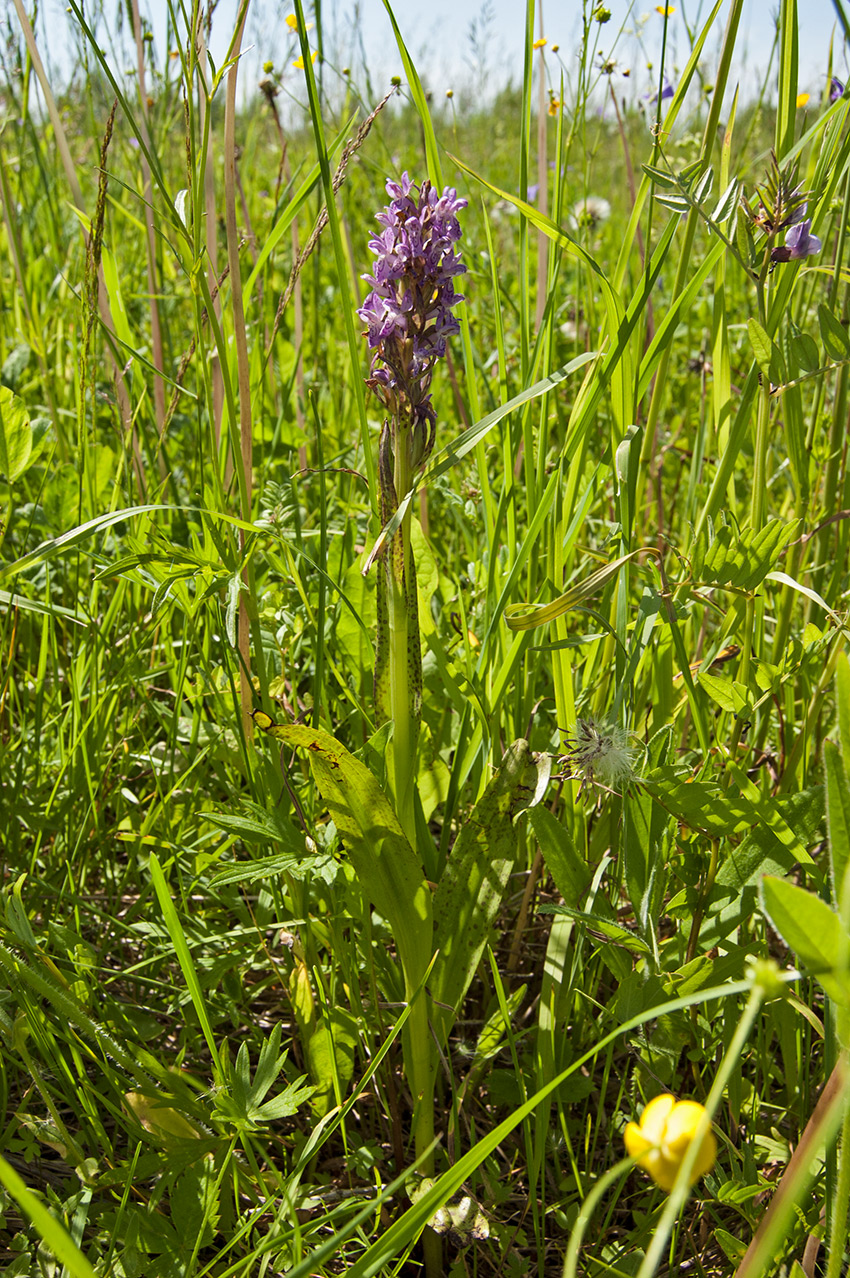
[
  {"left": 548, "top": 97, "right": 561, "bottom": 116},
  {"left": 796, "top": 92, "right": 810, "bottom": 108},
  {"left": 286, "top": 14, "right": 313, "bottom": 31},
  {"left": 656, "top": 4, "right": 675, "bottom": 13},
  {"left": 293, "top": 50, "right": 318, "bottom": 69},
  {"left": 533, "top": 37, "right": 547, "bottom": 49},
  {"left": 624, "top": 1095, "right": 716, "bottom": 1193}
]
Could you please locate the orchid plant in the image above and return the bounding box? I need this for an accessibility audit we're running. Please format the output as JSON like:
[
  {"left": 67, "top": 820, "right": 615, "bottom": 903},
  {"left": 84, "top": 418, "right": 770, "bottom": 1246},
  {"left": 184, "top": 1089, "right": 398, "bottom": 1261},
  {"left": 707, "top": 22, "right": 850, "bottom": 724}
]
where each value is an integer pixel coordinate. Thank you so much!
[{"left": 357, "top": 173, "right": 467, "bottom": 842}]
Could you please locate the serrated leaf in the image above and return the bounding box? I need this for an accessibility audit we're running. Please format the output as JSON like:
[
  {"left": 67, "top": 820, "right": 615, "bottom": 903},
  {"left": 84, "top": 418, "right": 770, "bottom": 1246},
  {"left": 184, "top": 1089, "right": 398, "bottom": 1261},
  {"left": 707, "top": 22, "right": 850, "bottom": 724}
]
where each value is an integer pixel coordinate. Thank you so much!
[{"left": 818, "top": 303, "right": 850, "bottom": 361}]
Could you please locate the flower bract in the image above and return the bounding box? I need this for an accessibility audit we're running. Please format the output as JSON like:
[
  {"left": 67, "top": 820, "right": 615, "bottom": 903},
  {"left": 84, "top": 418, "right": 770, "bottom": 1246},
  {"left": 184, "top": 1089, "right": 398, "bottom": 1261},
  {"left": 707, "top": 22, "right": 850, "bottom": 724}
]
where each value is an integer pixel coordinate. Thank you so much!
[{"left": 624, "top": 1094, "right": 717, "bottom": 1193}]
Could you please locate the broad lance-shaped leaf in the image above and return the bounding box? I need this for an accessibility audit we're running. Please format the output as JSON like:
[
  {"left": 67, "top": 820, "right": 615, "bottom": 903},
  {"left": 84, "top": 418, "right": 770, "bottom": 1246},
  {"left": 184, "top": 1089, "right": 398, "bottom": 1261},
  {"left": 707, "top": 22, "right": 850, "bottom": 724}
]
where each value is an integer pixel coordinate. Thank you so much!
[
  {"left": 0, "top": 385, "right": 32, "bottom": 481},
  {"left": 251, "top": 717, "right": 433, "bottom": 998},
  {"left": 430, "top": 740, "right": 543, "bottom": 1044},
  {"left": 761, "top": 876, "right": 850, "bottom": 1018}
]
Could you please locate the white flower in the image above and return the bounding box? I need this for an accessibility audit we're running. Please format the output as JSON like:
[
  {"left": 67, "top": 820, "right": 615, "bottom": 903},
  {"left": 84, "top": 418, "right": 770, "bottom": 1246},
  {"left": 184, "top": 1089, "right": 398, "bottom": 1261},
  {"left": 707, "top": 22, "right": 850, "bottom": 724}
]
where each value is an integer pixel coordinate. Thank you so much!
[{"left": 568, "top": 195, "right": 612, "bottom": 231}]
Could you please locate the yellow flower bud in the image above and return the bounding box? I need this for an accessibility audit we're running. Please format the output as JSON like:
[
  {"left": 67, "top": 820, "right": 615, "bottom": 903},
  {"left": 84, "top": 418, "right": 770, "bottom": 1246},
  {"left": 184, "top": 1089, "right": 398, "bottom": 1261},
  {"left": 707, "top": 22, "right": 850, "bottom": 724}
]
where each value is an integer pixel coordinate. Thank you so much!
[{"left": 623, "top": 1094, "right": 716, "bottom": 1193}]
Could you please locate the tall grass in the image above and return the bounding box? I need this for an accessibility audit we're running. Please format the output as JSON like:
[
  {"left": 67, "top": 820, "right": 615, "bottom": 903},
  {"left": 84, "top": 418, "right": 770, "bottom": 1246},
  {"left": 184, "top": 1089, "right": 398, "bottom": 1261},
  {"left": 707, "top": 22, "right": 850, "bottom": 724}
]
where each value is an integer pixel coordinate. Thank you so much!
[{"left": 1, "top": 0, "right": 850, "bottom": 1274}]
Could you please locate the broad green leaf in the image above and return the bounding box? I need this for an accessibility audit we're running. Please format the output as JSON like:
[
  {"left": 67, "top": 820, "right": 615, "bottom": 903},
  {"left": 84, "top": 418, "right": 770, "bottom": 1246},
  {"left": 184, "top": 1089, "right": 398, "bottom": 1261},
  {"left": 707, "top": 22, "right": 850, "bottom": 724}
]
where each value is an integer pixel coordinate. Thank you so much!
[
  {"left": 623, "top": 728, "right": 673, "bottom": 939},
  {"left": 747, "top": 317, "right": 773, "bottom": 375},
  {"left": 725, "top": 762, "right": 814, "bottom": 867},
  {"left": 826, "top": 741, "right": 850, "bottom": 926},
  {"left": 430, "top": 740, "right": 536, "bottom": 1043},
  {"left": 0, "top": 385, "right": 31, "bottom": 481},
  {"left": 124, "top": 1092, "right": 204, "bottom": 1144},
  {"left": 789, "top": 331, "right": 819, "bottom": 373},
  {"left": 818, "top": 303, "right": 850, "bottom": 361},
  {"left": 529, "top": 805, "right": 590, "bottom": 907},
  {"left": 760, "top": 876, "right": 850, "bottom": 1010},
  {"left": 711, "top": 787, "right": 823, "bottom": 896},
  {"left": 698, "top": 672, "right": 752, "bottom": 716},
  {"left": 251, "top": 717, "right": 432, "bottom": 997}
]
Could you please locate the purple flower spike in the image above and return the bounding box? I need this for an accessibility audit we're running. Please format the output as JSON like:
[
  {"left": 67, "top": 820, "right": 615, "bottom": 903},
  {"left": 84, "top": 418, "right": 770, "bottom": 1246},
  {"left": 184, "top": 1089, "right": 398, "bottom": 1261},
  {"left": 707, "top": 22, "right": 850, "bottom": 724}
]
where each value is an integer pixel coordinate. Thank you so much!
[
  {"left": 831, "top": 76, "right": 846, "bottom": 103},
  {"left": 771, "top": 217, "right": 822, "bottom": 263},
  {"left": 358, "top": 173, "right": 467, "bottom": 458}
]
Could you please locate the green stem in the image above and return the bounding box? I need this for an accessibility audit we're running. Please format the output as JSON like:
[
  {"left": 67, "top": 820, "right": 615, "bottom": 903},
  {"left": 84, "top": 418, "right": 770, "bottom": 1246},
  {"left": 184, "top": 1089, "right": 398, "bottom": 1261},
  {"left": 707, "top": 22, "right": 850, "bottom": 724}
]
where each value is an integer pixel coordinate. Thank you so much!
[
  {"left": 387, "top": 427, "right": 419, "bottom": 848},
  {"left": 562, "top": 1156, "right": 634, "bottom": 1278},
  {"left": 636, "top": 985, "right": 764, "bottom": 1278}
]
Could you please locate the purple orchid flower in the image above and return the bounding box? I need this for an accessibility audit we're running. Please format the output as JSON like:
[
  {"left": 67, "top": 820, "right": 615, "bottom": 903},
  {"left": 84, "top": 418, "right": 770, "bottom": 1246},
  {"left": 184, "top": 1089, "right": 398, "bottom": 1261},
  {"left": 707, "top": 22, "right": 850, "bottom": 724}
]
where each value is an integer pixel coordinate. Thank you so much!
[{"left": 357, "top": 173, "right": 467, "bottom": 450}]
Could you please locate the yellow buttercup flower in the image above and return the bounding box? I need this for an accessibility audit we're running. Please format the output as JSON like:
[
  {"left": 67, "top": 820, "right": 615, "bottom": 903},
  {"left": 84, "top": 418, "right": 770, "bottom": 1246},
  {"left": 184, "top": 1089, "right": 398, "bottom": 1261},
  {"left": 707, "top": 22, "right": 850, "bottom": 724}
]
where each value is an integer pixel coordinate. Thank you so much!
[
  {"left": 293, "top": 50, "right": 318, "bottom": 69},
  {"left": 286, "top": 14, "right": 314, "bottom": 32},
  {"left": 624, "top": 1094, "right": 716, "bottom": 1192},
  {"left": 656, "top": 5, "right": 675, "bottom": 13},
  {"left": 533, "top": 37, "right": 547, "bottom": 49},
  {"left": 796, "top": 92, "right": 810, "bottom": 108}
]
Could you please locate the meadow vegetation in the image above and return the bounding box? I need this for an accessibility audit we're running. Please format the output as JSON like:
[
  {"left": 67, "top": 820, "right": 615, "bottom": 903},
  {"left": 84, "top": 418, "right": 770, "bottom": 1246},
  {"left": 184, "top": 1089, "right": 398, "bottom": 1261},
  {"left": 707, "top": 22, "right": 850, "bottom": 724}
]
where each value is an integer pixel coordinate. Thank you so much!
[{"left": 2, "top": 0, "right": 850, "bottom": 1273}]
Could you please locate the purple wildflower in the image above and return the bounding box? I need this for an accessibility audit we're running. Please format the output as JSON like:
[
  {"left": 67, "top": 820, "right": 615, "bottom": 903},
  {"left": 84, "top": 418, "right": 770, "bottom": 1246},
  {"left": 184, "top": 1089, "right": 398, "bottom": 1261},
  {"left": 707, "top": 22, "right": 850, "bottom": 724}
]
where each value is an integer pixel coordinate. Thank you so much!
[
  {"left": 526, "top": 183, "right": 540, "bottom": 203},
  {"left": 831, "top": 77, "right": 846, "bottom": 103},
  {"left": 645, "top": 79, "right": 674, "bottom": 104},
  {"left": 358, "top": 173, "right": 467, "bottom": 465},
  {"left": 770, "top": 217, "right": 822, "bottom": 263}
]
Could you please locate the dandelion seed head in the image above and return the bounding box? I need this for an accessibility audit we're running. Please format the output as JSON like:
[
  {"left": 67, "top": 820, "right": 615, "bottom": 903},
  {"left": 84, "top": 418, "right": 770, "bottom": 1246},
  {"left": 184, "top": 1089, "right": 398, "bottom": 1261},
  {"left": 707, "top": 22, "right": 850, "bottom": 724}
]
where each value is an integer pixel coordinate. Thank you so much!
[{"left": 563, "top": 718, "right": 638, "bottom": 787}]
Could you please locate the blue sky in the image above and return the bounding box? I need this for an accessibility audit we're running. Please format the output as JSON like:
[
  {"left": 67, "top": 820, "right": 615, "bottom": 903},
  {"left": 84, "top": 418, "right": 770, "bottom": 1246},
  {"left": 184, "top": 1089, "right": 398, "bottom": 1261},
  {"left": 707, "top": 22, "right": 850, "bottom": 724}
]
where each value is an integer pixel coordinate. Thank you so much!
[{"left": 36, "top": 0, "right": 850, "bottom": 105}]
